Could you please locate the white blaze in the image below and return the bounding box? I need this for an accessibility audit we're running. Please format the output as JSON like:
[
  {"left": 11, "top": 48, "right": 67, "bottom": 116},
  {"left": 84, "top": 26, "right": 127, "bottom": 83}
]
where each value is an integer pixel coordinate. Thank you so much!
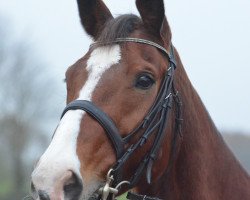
[
  {"left": 79, "top": 45, "right": 121, "bottom": 100},
  {"left": 31, "top": 45, "right": 121, "bottom": 197}
]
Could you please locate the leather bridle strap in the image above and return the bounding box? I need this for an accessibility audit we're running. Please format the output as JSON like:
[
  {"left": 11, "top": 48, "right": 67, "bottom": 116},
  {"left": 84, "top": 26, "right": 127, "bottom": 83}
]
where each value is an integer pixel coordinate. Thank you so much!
[
  {"left": 111, "top": 53, "right": 176, "bottom": 187},
  {"left": 61, "top": 37, "right": 174, "bottom": 160},
  {"left": 91, "top": 37, "right": 174, "bottom": 63},
  {"left": 61, "top": 100, "right": 125, "bottom": 158},
  {"left": 61, "top": 38, "right": 180, "bottom": 195},
  {"left": 127, "top": 191, "right": 163, "bottom": 200},
  {"left": 111, "top": 38, "right": 171, "bottom": 58}
]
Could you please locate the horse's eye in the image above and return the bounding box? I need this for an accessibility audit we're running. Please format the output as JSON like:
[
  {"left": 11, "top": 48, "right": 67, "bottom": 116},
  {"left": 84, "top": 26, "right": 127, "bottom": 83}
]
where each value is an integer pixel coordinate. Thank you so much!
[{"left": 135, "top": 74, "right": 155, "bottom": 90}]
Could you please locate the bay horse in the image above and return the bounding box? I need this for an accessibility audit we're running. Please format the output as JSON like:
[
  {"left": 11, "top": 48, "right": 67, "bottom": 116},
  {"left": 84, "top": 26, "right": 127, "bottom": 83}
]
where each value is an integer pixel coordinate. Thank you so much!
[{"left": 30, "top": 0, "right": 250, "bottom": 200}]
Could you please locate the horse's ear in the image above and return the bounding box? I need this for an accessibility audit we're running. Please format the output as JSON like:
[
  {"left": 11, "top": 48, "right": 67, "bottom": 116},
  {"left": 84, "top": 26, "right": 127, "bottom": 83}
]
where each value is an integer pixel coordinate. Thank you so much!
[
  {"left": 136, "top": 0, "right": 172, "bottom": 46},
  {"left": 77, "top": 0, "right": 113, "bottom": 39}
]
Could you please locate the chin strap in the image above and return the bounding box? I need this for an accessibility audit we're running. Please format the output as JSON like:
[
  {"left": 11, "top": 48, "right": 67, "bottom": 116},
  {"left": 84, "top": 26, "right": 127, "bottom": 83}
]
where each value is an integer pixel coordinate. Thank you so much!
[
  {"left": 97, "top": 169, "right": 130, "bottom": 200},
  {"left": 96, "top": 170, "right": 164, "bottom": 200},
  {"left": 126, "top": 192, "right": 163, "bottom": 200}
]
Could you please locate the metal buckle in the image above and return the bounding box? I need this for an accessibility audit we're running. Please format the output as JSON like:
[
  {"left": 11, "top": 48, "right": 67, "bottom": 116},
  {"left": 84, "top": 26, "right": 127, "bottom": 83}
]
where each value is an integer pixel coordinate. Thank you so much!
[
  {"left": 165, "top": 93, "right": 172, "bottom": 100},
  {"left": 98, "top": 169, "right": 130, "bottom": 200}
]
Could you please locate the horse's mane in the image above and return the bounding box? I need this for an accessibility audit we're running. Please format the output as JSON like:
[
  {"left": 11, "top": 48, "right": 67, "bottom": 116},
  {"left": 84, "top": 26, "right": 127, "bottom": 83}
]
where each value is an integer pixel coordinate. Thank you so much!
[{"left": 97, "top": 14, "right": 142, "bottom": 44}]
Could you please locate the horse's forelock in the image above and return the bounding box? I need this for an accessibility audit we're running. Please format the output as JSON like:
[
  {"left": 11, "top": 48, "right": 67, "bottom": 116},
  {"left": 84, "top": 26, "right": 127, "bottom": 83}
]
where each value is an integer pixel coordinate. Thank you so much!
[{"left": 97, "top": 14, "right": 142, "bottom": 44}]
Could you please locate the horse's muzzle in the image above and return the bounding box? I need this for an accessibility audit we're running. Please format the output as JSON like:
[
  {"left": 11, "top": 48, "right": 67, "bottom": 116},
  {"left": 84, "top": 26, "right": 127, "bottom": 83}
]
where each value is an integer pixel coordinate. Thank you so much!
[{"left": 31, "top": 170, "right": 83, "bottom": 200}]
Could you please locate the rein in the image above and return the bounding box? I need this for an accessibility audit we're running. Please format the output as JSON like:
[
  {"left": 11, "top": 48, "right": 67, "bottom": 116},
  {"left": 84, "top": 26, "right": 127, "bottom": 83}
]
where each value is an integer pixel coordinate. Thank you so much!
[{"left": 61, "top": 38, "right": 182, "bottom": 200}]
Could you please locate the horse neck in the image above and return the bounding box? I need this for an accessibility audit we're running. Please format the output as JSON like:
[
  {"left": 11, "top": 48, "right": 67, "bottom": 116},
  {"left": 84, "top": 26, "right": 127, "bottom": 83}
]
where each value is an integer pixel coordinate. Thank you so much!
[{"left": 136, "top": 49, "right": 250, "bottom": 199}]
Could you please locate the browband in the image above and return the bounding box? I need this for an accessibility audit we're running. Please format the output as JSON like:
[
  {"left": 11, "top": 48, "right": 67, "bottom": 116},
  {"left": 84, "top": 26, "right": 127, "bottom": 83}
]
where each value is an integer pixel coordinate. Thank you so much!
[{"left": 91, "top": 37, "right": 173, "bottom": 63}]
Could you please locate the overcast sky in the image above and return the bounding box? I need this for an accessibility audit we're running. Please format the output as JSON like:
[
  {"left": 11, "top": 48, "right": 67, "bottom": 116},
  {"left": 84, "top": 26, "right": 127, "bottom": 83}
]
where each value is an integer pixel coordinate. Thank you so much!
[{"left": 0, "top": 0, "right": 250, "bottom": 134}]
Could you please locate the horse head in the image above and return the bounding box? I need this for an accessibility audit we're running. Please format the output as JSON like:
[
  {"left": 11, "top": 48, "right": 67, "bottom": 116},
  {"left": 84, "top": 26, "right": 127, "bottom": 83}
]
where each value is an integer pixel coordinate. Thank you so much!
[{"left": 31, "top": 0, "right": 179, "bottom": 199}]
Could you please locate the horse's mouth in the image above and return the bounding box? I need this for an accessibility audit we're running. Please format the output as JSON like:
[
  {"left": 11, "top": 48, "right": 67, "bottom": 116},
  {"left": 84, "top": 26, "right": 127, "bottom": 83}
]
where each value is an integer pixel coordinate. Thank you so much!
[
  {"left": 87, "top": 186, "right": 101, "bottom": 200},
  {"left": 23, "top": 187, "right": 102, "bottom": 200},
  {"left": 87, "top": 192, "right": 101, "bottom": 200},
  {"left": 23, "top": 193, "right": 101, "bottom": 200},
  {"left": 83, "top": 182, "right": 104, "bottom": 200},
  {"left": 22, "top": 195, "right": 35, "bottom": 200}
]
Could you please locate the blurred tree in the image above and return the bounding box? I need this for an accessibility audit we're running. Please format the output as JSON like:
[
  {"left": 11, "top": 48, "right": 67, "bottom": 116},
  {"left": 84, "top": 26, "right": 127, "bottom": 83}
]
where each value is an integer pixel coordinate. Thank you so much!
[{"left": 0, "top": 20, "right": 60, "bottom": 199}]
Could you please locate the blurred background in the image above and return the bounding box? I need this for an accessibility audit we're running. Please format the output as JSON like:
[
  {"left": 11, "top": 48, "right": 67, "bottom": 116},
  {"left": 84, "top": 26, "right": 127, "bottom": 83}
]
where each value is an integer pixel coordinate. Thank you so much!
[{"left": 0, "top": 0, "right": 249, "bottom": 199}]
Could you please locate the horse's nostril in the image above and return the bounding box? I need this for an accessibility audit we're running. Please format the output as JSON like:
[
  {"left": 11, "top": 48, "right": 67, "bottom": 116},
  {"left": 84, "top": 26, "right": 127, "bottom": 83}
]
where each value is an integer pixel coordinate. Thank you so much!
[
  {"left": 30, "top": 181, "right": 39, "bottom": 199},
  {"left": 63, "top": 171, "right": 83, "bottom": 199},
  {"left": 31, "top": 170, "right": 82, "bottom": 200},
  {"left": 31, "top": 182, "right": 35, "bottom": 193},
  {"left": 38, "top": 190, "right": 50, "bottom": 200}
]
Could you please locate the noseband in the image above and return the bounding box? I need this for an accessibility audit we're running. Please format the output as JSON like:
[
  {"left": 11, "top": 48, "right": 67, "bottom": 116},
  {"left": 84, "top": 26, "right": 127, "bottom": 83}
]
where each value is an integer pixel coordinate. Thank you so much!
[{"left": 61, "top": 38, "right": 182, "bottom": 200}]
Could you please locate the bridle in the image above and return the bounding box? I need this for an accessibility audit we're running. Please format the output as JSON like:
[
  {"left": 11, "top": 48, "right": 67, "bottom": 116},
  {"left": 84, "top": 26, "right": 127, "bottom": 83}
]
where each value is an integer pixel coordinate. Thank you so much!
[{"left": 61, "top": 38, "right": 182, "bottom": 200}]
